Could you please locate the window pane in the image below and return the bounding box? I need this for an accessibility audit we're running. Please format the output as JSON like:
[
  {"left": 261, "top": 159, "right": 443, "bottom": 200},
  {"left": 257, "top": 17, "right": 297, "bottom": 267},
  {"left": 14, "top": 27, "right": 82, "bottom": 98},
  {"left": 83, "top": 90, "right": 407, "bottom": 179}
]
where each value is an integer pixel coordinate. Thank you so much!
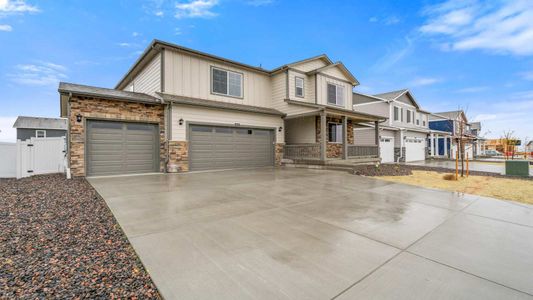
[
  {"left": 327, "top": 84, "right": 336, "bottom": 104},
  {"left": 394, "top": 107, "right": 399, "bottom": 121},
  {"left": 296, "top": 87, "right": 303, "bottom": 97},
  {"left": 336, "top": 86, "right": 344, "bottom": 106},
  {"left": 336, "top": 124, "right": 343, "bottom": 142},
  {"left": 228, "top": 72, "right": 242, "bottom": 97},
  {"left": 212, "top": 69, "right": 228, "bottom": 95}
]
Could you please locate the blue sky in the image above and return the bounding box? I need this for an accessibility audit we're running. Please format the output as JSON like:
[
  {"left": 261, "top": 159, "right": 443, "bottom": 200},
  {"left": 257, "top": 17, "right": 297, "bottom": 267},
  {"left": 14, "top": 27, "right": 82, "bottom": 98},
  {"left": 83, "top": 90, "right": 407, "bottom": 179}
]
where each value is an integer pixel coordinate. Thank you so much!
[{"left": 1, "top": 0, "right": 532, "bottom": 143}]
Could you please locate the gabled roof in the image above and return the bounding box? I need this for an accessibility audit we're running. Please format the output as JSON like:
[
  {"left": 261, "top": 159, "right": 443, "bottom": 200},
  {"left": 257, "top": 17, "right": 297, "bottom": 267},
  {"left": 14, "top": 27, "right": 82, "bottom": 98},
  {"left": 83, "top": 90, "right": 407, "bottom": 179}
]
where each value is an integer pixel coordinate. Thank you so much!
[
  {"left": 373, "top": 89, "right": 425, "bottom": 110},
  {"left": 13, "top": 116, "right": 67, "bottom": 130},
  {"left": 434, "top": 110, "right": 468, "bottom": 123},
  {"left": 352, "top": 91, "right": 388, "bottom": 105},
  {"left": 158, "top": 93, "right": 285, "bottom": 116},
  {"left": 59, "top": 82, "right": 160, "bottom": 104},
  {"left": 306, "top": 62, "right": 359, "bottom": 85},
  {"left": 270, "top": 54, "right": 333, "bottom": 73}
]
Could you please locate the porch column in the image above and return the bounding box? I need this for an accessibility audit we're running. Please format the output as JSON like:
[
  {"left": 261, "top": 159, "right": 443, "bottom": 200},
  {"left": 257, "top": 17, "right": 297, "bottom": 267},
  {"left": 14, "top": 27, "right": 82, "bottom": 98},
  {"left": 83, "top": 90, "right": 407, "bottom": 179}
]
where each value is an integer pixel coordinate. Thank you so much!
[
  {"left": 342, "top": 116, "right": 348, "bottom": 159},
  {"left": 444, "top": 136, "right": 448, "bottom": 158},
  {"left": 435, "top": 134, "right": 440, "bottom": 156},
  {"left": 320, "top": 111, "right": 326, "bottom": 161},
  {"left": 430, "top": 133, "right": 434, "bottom": 156},
  {"left": 374, "top": 121, "right": 380, "bottom": 159}
]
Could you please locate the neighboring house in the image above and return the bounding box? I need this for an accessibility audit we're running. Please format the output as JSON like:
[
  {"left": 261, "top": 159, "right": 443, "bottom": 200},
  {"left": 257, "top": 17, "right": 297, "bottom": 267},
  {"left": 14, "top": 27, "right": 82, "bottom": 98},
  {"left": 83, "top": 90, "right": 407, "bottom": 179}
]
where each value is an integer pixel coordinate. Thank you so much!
[
  {"left": 429, "top": 110, "right": 478, "bottom": 159},
  {"left": 526, "top": 141, "right": 533, "bottom": 153},
  {"left": 12, "top": 116, "right": 67, "bottom": 140},
  {"left": 58, "top": 39, "right": 385, "bottom": 177},
  {"left": 352, "top": 89, "right": 430, "bottom": 163},
  {"left": 484, "top": 138, "right": 520, "bottom": 154}
]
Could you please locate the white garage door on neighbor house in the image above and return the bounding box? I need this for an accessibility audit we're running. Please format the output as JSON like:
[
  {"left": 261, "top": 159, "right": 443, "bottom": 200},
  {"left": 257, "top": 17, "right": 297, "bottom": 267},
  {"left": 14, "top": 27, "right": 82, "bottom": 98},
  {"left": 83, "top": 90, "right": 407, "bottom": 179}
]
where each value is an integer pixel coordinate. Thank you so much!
[{"left": 405, "top": 137, "right": 426, "bottom": 162}]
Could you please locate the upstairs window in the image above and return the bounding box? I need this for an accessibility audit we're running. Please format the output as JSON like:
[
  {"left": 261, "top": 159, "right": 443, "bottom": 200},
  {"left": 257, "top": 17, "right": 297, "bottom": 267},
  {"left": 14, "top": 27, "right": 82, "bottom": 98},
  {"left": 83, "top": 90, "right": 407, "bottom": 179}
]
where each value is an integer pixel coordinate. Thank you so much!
[
  {"left": 327, "top": 83, "right": 344, "bottom": 106},
  {"left": 211, "top": 67, "right": 243, "bottom": 98},
  {"left": 295, "top": 77, "right": 304, "bottom": 98},
  {"left": 400, "top": 108, "right": 404, "bottom": 122},
  {"left": 328, "top": 123, "right": 343, "bottom": 143},
  {"left": 394, "top": 106, "right": 399, "bottom": 121},
  {"left": 406, "top": 110, "right": 412, "bottom": 123}
]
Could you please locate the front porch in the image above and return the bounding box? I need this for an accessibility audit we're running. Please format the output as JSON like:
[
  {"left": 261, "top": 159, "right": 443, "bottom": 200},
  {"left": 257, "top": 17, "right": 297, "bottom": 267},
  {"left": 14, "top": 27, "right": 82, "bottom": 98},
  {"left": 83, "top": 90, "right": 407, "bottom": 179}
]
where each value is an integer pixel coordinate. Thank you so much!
[{"left": 282, "top": 108, "right": 382, "bottom": 164}]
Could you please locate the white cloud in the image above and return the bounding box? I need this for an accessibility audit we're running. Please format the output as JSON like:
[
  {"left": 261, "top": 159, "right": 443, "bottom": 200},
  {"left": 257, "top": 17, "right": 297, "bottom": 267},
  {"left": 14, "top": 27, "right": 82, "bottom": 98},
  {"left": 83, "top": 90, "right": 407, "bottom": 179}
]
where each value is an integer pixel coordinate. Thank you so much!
[
  {"left": 117, "top": 42, "right": 133, "bottom": 47},
  {"left": 154, "top": 10, "right": 164, "bottom": 16},
  {"left": 519, "top": 71, "right": 533, "bottom": 81},
  {"left": 454, "top": 86, "right": 489, "bottom": 93},
  {"left": 409, "top": 77, "right": 441, "bottom": 86},
  {"left": 8, "top": 61, "right": 67, "bottom": 86},
  {"left": 0, "top": 116, "right": 17, "bottom": 143},
  {"left": 132, "top": 31, "right": 140, "bottom": 37},
  {"left": 369, "top": 17, "right": 378, "bottom": 23},
  {"left": 372, "top": 36, "right": 414, "bottom": 72},
  {"left": 0, "top": 0, "right": 39, "bottom": 15},
  {"left": 384, "top": 16, "right": 400, "bottom": 25},
  {"left": 174, "top": 27, "right": 182, "bottom": 35},
  {"left": 175, "top": 0, "right": 218, "bottom": 19},
  {"left": 0, "top": 23, "right": 11, "bottom": 31},
  {"left": 419, "top": 0, "right": 533, "bottom": 56}
]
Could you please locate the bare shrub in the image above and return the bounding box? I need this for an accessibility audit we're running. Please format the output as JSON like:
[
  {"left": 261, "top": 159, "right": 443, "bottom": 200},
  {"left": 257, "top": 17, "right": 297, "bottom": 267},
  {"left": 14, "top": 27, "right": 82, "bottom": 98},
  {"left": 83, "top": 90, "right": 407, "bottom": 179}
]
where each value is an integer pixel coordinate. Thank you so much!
[{"left": 443, "top": 174, "right": 456, "bottom": 181}]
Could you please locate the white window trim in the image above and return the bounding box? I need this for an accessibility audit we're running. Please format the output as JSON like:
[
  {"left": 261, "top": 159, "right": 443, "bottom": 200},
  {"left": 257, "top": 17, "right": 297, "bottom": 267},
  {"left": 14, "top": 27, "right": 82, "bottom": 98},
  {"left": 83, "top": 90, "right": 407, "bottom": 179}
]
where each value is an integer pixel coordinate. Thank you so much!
[
  {"left": 35, "top": 130, "right": 46, "bottom": 138},
  {"left": 210, "top": 66, "right": 244, "bottom": 99},
  {"left": 327, "top": 122, "right": 343, "bottom": 144},
  {"left": 393, "top": 106, "right": 400, "bottom": 121},
  {"left": 327, "top": 83, "right": 345, "bottom": 107},
  {"left": 295, "top": 77, "right": 304, "bottom": 98}
]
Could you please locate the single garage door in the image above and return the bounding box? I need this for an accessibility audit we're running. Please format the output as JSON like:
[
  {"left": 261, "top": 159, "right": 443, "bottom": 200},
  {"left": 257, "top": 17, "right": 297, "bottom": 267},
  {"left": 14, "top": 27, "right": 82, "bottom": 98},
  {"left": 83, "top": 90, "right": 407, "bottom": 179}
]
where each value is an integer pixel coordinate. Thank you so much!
[
  {"left": 380, "top": 136, "right": 394, "bottom": 163},
  {"left": 189, "top": 125, "right": 274, "bottom": 171},
  {"left": 86, "top": 120, "right": 159, "bottom": 176},
  {"left": 405, "top": 137, "right": 426, "bottom": 162}
]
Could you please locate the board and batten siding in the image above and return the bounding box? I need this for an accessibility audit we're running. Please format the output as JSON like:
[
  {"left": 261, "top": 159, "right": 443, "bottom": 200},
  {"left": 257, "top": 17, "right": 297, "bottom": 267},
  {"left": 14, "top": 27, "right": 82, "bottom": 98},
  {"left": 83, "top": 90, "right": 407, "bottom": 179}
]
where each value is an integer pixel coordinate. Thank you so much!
[
  {"left": 320, "top": 65, "right": 346, "bottom": 80},
  {"left": 285, "top": 116, "right": 316, "bottom": 144},
  {"left": 171, "top": 104, "right": 284, "bottom": 143},
  {"left": 270, "top": 72, "right": 317, "bottom": 116},
  {"left": 287, "top": 70, "right": 315, "bottom": 103},
  {"left": 354, "top": 101, "right": 389, "bottom": 119},
  {"left": 123, "top": 52, "right": 161, "bottom": 96},
  {"left": 354, "top": 128, "right": 378, "bottom": 145},
  {"left": 291, "top": 59, "right": 328, "bottom": 73},
  {"left": 316, "top": 74, "right": 352, "bottom": 110},
  {"left": 164, "top": 49, "right": 272, "bottom": 108}
]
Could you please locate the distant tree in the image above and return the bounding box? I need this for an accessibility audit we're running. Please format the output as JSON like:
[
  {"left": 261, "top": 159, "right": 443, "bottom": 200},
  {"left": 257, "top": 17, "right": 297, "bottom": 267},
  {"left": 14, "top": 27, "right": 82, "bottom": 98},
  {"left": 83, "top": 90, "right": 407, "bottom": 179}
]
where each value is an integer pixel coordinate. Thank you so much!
[{"left": 501, "top": 130, "right": 517, "bottom": 160}]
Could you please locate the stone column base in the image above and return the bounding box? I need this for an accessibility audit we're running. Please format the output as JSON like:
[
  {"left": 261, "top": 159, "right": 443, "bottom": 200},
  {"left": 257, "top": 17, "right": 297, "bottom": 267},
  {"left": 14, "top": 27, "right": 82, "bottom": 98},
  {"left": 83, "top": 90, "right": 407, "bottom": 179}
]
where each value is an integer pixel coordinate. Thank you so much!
[{"left": 168, "top": 141, "right": 189, "bottom": 172}]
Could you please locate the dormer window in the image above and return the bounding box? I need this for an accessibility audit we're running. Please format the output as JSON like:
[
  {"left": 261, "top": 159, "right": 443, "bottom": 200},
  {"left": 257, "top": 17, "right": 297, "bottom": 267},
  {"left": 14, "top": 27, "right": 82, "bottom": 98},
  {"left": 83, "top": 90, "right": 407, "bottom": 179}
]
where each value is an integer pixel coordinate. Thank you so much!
[
  {"left": 295, "top": 77, "right": 304, "bottom": 98},
  {"left": 211, "top": 67, "right": 243, "bottom": 98},
  {"left": 327, "top": 83, "right": 344, "bottom": 106}
]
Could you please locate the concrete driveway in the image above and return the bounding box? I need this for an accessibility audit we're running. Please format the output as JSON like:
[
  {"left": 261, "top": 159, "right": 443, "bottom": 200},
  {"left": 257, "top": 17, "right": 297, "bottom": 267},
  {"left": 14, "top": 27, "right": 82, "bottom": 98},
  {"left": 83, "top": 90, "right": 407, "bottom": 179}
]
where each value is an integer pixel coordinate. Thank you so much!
[{"left": 89, "top": 168, "right": 533, "bottom": 299}]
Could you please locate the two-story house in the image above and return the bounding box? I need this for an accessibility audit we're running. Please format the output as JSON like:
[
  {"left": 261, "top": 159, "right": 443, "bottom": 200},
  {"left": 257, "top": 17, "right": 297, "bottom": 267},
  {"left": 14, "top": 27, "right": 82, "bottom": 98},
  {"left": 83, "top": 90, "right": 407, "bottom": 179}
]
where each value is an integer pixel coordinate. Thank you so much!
[
  {"left": 352, "top": 89, "right": 430, "bottom": 163},
  {"left": 58, "top": 39, "right": 385, "bottom": 177},
  {"left": 428, "top": 110, "right": 479, "bottom": 159}
]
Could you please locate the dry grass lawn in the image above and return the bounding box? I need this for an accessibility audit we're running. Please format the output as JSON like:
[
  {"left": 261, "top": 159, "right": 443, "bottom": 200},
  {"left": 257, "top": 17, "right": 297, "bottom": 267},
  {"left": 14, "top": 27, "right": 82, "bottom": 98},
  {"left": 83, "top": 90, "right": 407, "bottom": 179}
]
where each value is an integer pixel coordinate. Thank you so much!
[{"left": 378, "top": 170, "right": 533, "bottom": 205}]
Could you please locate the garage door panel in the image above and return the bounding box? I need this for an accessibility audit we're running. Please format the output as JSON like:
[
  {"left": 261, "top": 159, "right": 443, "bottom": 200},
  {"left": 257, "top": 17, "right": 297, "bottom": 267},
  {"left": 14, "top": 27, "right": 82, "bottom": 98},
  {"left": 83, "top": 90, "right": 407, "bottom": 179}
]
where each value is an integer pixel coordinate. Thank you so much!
[
  {"left": 405, "top": 137, "right": 426, "bottom": 162},
  {"left": 189, "top": 125, "right": 274, "bottom": 171},
  {"left": 87, "top": 120, "right": 159, "bottom": 176}
]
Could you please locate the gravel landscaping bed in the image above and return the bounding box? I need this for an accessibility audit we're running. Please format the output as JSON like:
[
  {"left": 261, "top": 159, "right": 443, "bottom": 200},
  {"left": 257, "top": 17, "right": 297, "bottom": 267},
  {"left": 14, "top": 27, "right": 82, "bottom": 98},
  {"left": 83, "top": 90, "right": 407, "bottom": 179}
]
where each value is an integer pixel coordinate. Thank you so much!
[
  {"left": 353, "top": 163, "right": 532, "bottom": 180},
  {"left": 0, "top": 174, "right": 161, "bottom": 299}
]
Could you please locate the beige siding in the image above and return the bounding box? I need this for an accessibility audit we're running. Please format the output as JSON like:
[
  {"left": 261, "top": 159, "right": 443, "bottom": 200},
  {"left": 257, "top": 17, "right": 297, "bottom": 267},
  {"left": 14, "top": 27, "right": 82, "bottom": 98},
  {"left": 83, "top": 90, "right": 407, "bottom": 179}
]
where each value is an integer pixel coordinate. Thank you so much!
[
  {"left": 171, "top": 104, "right": 284, "bottom": 143},
  {"left": 125, "top": 53, "right": 161, "bottom": 96},
  {"left": 354, "top": 101, "right": 389, "bottom": 118},
  {"left": 164, "top": 49, "right": 272, "bottom": 108},
  {"left": 316, "top": 74, "right": 353, "bottom": 110},
  {"left": 287, "top": 70, "right": 315, "bottom": 103},
  {"left": 270, "top": 72, "right": 317, "bottom": 116},
  {"left": 320, "top": 66, "right": 348, "bottom": 81},
  {"left": 354, "top": 128, "right": 376, "bottom": 145},
  {"left": 285, "top": 116, "right": 315, "bottom": 144},
  {"left": 291, "top": 59, "right": 328, "bottom": 72}
]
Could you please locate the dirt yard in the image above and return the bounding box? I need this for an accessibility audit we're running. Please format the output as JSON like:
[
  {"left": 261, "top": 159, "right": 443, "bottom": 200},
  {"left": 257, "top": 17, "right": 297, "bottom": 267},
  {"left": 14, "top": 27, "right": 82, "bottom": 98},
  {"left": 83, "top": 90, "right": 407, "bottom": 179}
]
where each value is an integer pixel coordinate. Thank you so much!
[{"left": 377, "top": 170, "right": 533, "bottom": 205}]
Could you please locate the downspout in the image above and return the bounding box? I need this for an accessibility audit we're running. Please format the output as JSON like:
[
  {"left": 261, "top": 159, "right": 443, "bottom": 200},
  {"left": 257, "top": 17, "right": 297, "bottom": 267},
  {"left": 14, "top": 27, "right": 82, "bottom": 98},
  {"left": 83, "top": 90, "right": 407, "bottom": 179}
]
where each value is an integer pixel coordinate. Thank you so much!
[{"left": 66, "top": 92, "right": 72, "bottom": 178}]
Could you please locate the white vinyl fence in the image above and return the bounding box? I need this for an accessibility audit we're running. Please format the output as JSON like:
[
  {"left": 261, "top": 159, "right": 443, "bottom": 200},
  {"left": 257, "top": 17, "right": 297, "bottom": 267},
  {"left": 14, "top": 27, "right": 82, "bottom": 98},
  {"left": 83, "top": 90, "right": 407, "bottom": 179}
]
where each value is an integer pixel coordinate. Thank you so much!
[
  {"left": 0, "top": 142, "right": 17, "bottom": 178},
  {"left": 0, "top": 137, "right": 66, "bottom": 179}
]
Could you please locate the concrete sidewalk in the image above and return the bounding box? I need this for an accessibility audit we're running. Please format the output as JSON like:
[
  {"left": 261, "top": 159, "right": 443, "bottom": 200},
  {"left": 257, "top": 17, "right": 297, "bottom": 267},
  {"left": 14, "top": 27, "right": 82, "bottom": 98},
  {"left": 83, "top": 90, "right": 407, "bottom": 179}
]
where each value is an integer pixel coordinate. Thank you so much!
[{"left": 408, "top": 159, "right": 533, "bottom": 176}]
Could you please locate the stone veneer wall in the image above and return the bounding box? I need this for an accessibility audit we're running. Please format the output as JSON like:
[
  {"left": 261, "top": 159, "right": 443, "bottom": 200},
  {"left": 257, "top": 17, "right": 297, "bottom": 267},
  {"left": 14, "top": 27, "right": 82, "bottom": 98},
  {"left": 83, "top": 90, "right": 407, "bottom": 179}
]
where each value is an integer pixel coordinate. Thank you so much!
[
  {"left": 168, "top": 141, "right": 188, "bottom": 172},
  {"left": 68, "top": 96, "right": 166, "bottom": 177},
  {"left": 275, "top": 143, "right": 284, "bottom": 166},
  {"left": 316, "top": 116, "right": 354, "bottom": 158},
  {"left": 394, "top": 147, "right": 406, "bottom": 163}
]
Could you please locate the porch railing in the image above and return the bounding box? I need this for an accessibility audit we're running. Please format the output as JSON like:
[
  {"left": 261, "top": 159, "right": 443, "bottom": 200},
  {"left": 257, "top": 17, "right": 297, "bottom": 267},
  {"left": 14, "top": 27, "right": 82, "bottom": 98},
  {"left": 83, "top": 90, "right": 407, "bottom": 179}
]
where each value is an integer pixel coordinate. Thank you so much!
[
  {"left": 283, "top": 143, "right": 320, "bottom": 160},
  {"left": 347, "top": 145, "right": 379, "bottom": 158}
]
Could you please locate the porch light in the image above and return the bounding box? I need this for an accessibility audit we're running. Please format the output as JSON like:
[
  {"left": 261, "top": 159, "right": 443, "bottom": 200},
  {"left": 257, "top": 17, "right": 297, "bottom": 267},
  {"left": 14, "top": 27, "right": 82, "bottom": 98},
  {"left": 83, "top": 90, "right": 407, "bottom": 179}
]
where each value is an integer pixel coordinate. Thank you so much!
[
  {"left": 76, "top": 114, "right": 82, "bottom": 123},
  {"left": 179, "top": 118, "right": 184, "bottom": 126},
  {"left": 278, "top": 126, "right": 283, "bottom": 132}
]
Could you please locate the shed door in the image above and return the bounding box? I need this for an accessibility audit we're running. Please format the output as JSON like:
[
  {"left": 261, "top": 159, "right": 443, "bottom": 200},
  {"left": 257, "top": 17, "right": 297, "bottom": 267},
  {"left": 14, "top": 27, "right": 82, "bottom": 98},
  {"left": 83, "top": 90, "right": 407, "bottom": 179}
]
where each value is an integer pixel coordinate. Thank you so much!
[
  {"left": 189, "top": 125, "right": 274, "bottom": 171},
  {"left": 380, "top": 136, "right": 395, "bottom": 163},
  {"left": 86, "top": 120, "right": 159, "bottom": 176}
]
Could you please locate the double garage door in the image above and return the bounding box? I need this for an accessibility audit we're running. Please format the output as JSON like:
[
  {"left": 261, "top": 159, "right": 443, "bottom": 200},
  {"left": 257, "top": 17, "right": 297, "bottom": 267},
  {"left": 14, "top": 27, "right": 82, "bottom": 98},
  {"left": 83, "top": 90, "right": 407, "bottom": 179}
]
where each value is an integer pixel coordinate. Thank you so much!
[
  {"left": 86, "top": 120, "right": 159, "bottom": 176},
  {"left": 189, "top": 125, "right": 274, "bottom": 171}
]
